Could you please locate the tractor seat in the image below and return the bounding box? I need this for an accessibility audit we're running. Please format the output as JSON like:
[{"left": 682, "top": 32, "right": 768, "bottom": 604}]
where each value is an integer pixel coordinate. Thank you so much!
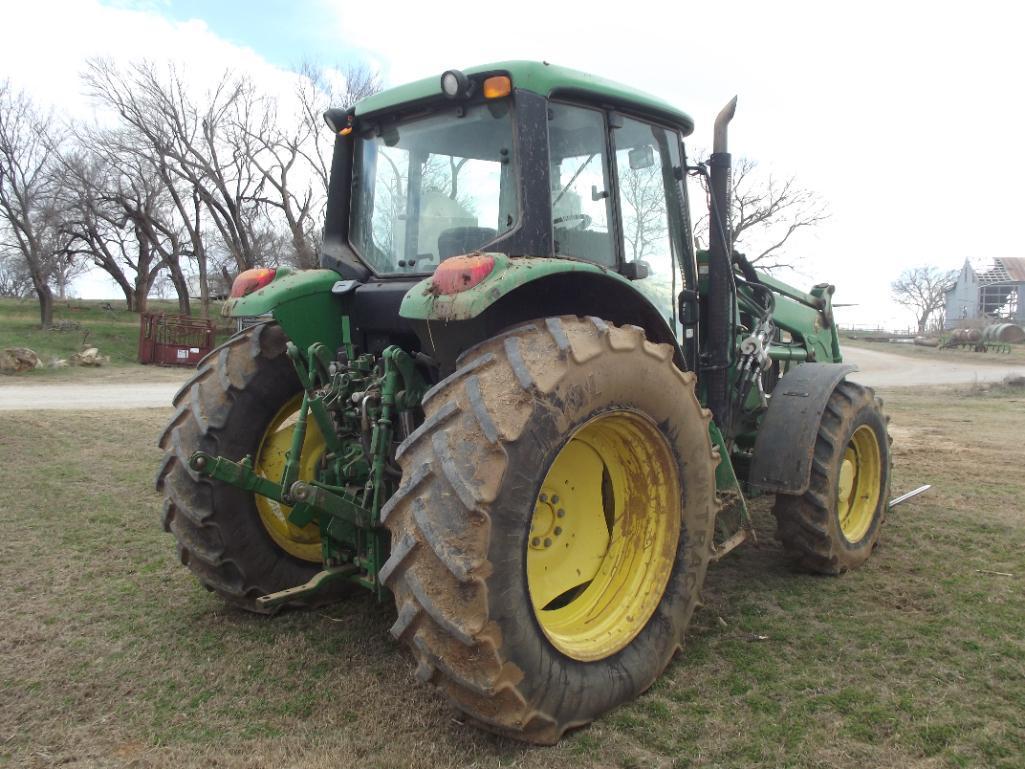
[
  {"left": 554, "top": 227, "right": 615, "bottom": 267},
  {"left": 438, "top": 227, "right": 498, "bottom": 260}
]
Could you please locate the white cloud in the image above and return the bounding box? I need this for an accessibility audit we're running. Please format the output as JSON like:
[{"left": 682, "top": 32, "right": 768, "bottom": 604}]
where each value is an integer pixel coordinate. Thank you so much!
[{"left": 1, "top": 1, "right": 287, "bottom": 108}]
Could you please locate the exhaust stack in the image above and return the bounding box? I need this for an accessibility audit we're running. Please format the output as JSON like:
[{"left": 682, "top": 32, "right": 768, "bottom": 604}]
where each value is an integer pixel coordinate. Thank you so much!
[{"left": 706, "top": 96, "right": 738, "bottom": 430}]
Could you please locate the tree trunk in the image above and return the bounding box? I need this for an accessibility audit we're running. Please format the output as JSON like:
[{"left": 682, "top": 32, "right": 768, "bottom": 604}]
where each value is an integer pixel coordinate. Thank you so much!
[
  {"left": 171, "top": 272, "right": 190, "bottom": 315},
  {"left": 196, "top": 250, "right": 210, "bottom": 319},
  {"left": 36, "top": 282, "right": 54, "bottom": 329},
  {"left": 135, "top": 281, "right": 149, "bottom": 314},
  {"left": 102, "top": 264, "right": 137, "bottom": 312}
]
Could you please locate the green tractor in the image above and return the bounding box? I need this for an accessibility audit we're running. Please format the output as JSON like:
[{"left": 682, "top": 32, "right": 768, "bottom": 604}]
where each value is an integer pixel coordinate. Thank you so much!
[{"left": 157, "top": 61, "right": 890, "bottom": 744}]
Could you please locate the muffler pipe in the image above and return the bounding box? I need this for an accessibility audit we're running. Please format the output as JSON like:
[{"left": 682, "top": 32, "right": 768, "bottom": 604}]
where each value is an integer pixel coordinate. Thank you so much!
[{"left": 706, "top": 96, "right": 738, "bottom": 430}]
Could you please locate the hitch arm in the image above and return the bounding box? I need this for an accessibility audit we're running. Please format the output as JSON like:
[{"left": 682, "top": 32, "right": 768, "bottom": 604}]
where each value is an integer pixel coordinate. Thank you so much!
[
  {"left": 190, "top": 452, "right": 285, "bottom": 501},
  {"left": 255, "top": 565, "right": 358, "bottom": 610}
]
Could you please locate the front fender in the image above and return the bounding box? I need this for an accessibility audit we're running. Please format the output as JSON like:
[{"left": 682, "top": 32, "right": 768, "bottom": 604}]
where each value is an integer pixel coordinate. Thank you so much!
[
  {"left": 223, "top": 269, "right": 345, "bottom": 353},
  {"left": 748, "top": 363, "right": 857, "bottom": 495}
]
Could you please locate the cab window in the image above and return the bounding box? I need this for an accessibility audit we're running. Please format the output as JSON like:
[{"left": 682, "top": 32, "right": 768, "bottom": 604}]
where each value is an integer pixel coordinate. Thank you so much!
[
  {"left": 613, "top": 116, "right": 684, "bottom": 327},
  {"left": 548, "top": 103, "right": 615, "bottom": 266}
]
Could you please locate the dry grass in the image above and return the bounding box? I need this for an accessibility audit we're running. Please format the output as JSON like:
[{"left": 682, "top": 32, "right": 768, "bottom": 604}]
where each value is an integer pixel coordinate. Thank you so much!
[{"left": 1, "top": 386, "right": 1023, "bottom": 768}]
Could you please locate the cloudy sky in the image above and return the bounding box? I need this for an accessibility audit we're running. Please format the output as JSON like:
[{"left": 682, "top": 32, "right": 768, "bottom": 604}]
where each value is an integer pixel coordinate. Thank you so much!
[{"left": 2, "top": 0, "right": 1021, "bottom": 328}]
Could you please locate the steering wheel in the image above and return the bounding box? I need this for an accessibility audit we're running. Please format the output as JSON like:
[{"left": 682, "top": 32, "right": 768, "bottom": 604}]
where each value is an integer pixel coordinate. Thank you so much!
[{"left": 553, "top": 214, "right": 592, "bottom": 230}]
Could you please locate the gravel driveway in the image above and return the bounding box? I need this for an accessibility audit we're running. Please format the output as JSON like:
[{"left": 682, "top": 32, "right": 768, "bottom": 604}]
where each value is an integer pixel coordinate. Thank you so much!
[
  {"left": 1, "top": 347, "right": 1023, "bottom": 411},
  {"left": 842, "top": 346, "right": 1025, "bottom": 388},
  {"left": 0, "top": 382, "right": 182, "bottom": 411}
]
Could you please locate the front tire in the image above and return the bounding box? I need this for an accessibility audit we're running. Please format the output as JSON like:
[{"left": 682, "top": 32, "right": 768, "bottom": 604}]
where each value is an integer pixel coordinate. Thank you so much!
[
  {"left": 772, "top": 380, "right": 891, "bottom": 574},
  {"left": 380, "top": 317, "right": 719, "bottom": 743}
]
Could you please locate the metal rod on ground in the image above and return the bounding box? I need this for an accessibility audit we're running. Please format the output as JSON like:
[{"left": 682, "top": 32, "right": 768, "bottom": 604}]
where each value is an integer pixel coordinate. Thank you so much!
[{"left": 888, "top": 484, "right": 932, "bottom": 509}]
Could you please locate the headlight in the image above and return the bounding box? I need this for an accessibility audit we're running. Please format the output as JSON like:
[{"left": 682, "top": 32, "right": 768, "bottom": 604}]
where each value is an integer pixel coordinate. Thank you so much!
[{"left": 440, "top": 69, "right": 470, "bottom": 99}]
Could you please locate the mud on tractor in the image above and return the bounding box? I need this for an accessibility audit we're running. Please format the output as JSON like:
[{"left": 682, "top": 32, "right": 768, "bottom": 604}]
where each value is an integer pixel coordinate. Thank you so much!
[{"left": 158, "top": 62, "right": 891, "bottom": 743}]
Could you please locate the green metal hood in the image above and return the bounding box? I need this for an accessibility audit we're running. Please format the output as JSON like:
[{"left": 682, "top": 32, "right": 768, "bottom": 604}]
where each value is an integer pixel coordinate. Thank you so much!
[{"left": 355, "top": 61, "right": 694, "bottom": 135}]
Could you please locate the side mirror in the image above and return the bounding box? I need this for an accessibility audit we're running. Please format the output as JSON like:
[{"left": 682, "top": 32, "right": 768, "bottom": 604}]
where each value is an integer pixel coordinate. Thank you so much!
[
  {"left": 678, "top": 289, "right": 700, "bottom": 333},
  {"left": 620, "top": 261, "right": 650, "bottom": 280},
  {"left": 628, "top": 145, "right": 655, "bottom": 170}
]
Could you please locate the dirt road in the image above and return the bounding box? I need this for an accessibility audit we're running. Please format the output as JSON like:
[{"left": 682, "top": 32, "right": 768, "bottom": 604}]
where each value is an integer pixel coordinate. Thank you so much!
[
  {"left": 842, "top": 345, "right": 1025, "bottom": 387},
  {"left": 0, "top": 382, "right": 183, "bottom": 411},
  {"left": 1, "top": 347, "right": 1023, "bottom": 411}
]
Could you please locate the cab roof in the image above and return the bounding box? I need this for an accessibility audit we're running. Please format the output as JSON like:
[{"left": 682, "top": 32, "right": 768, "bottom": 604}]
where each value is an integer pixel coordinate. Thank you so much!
[{"left": 353, "top": 60, "right": 695, "bottom": 136}]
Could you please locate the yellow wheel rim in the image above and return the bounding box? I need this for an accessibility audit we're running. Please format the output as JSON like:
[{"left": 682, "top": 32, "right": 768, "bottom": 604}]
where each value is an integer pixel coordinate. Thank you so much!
[
  {"left": 837, "top": 424, "right": 882, "bottom": 543},
  {"left": 527, "top": 411, "right": 681, "bottom": 662},
  {"left": 254, "top": 394, "right": 324, "bottom": 562}
]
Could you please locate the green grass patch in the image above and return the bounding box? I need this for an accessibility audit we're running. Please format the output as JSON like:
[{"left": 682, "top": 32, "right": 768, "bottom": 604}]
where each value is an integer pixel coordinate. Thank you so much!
[{"left": 0, "top": 297, "right": 233, "bottom": 380}]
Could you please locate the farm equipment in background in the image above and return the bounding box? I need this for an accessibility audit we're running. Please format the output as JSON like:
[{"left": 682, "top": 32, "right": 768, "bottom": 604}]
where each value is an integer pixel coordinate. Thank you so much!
[
  {"left": 138, "top": 313, "right": 216, "bottom": 366},
  {"left": 942, "top": 323, "right": 1025, "bottom": 353},
  {"left": 157, "top": 62, "right": 892, "bottom": 744}
]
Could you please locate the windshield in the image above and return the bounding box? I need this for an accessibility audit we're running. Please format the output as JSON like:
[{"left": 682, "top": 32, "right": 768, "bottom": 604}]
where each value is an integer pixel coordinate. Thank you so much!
[{"left": 350, "top": 100, "right": 518, "bottom": 275}]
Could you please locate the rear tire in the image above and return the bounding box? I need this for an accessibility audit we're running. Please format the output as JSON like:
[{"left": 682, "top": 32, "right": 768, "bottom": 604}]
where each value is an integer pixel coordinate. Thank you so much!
[
  {"left": 380, "top": 317, "right": 719, "bottom": 743},
  {"left": 156, "top": 323, "right": 320, "bottom": 613},
  {"left": 772, "top": 380, "right": 891, "bottom": 574}
]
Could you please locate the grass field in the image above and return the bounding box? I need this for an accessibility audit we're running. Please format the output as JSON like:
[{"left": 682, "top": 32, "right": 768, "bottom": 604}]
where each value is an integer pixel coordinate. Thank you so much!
[
  {"left": 0, "top": 298, "right": 231, "bottom": 382},
  {"left": 1, "top": 385, "right": 1023, "bottom": 768}
]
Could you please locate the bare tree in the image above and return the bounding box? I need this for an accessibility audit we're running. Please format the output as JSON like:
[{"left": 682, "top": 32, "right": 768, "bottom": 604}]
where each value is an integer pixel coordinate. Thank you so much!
[
  {"left": 695, "top": 156, "right": 829, "bottom": 271},
  {"left": 0, "top": 249, "right": 32, "bottom": 297},
  {"left": 48, "top": 249, "right": 89, "bottom": 300},
  {"left": 235, "top": 62, "right": 382, "bottom": 269},
  {"left": 891, "top": 265, "right": 956, "bottom": 334},
  {"left": 239, "top": 96, "right": 320, "bottom": 268},
  {"left": 295, "top": 63, "right": 381, "bottom": 194},
  {"left": 0, "top": 81, "right": 70, "bottom": 327},
  {"left": 84, "top": 60, "right": 273, "bottom": 313},
  {"left": 58, "top": 143, "right": 173, "bottom": 312}
]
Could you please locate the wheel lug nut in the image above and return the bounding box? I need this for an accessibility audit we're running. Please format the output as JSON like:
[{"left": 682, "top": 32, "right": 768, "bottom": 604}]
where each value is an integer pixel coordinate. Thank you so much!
[
  {"left": 554, "top": 527, "right": 562, "bottom": 536},
  {"left": 552, "top": 495, "right": 559, "bottom": 504},
  {"left": 531, "top": 537, "right": 541, "bottom": 547},
  {"left": 539, "top": 494, "right": 548, "bottom": 503},
  {"left": 543, "top": 538, "right": 552, "bottom": 548},
  {"left": 557, "top": 509, "right": 565, "bottom": 518}
]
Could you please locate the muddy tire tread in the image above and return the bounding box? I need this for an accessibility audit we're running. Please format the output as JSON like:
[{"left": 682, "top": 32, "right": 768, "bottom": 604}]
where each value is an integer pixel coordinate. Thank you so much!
[
  {"left": 156, "top": 322, "right": 316, "bottom": 613},
  {"left": 381, "top": 316, "right": 717, "bottom": 743},
  {"left": 772, "top": 380, "right": 892, "bottom": 574}
]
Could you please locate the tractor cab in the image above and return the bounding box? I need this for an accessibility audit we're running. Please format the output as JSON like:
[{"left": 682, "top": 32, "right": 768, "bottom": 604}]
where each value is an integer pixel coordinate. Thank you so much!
[{"left": 321, "top": 61, "right": 696, "bottom": 338}]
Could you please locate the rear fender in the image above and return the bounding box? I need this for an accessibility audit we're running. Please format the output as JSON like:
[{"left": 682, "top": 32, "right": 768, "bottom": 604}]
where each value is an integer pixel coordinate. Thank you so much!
[
  {"left": 223, "top": 268, "right": 345, "bottom": 353},
  {"left": 400, "top": 254, "right": 684, "bottom": 367}
]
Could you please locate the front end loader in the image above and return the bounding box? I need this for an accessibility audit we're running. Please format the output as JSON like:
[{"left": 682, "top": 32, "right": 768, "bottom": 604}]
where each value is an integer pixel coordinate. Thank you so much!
[{"left": 156, "top": 61, "right": 891, "bottom": 743}]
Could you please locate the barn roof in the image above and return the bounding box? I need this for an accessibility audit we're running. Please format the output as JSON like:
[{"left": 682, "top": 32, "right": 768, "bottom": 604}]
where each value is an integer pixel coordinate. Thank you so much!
[{"left": 979, "top": 257, "right": 1025, "bottom": 284}]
